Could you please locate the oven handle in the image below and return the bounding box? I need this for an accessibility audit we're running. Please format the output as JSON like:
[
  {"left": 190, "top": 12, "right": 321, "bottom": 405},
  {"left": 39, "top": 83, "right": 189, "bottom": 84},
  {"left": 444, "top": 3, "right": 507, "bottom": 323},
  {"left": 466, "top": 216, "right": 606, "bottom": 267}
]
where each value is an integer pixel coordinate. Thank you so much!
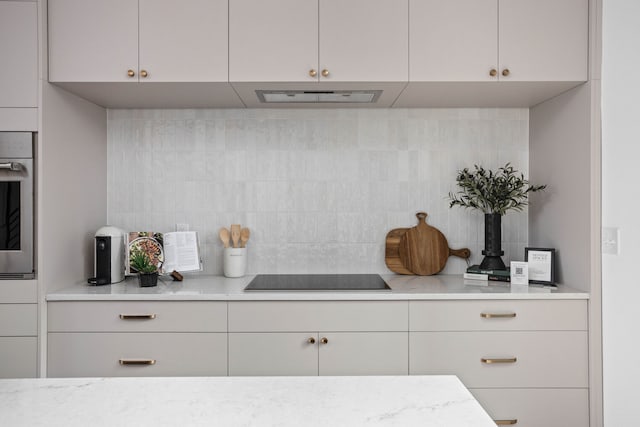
[{"left": 0, "top": 162, "right": 22, "bottom": 171}]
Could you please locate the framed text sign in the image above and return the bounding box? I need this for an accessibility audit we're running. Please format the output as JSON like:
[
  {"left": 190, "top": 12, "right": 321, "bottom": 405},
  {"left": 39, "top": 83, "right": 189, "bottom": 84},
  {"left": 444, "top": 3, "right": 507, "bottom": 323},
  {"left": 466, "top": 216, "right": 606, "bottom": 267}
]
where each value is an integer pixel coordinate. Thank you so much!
[{"left": 524, "top": 248, "right": 556, "bottom": 285}]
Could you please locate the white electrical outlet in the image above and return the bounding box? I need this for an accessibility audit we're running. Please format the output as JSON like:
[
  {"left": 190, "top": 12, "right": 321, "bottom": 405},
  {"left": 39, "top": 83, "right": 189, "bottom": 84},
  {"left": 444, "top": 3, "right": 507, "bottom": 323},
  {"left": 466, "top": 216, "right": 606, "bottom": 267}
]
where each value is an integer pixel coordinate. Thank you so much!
[
  {"left": 176, "top": 223, "right": 189, "bottom": 232},
  {"left": 602, "top": 227, "right": 619, "bottom": 255}
]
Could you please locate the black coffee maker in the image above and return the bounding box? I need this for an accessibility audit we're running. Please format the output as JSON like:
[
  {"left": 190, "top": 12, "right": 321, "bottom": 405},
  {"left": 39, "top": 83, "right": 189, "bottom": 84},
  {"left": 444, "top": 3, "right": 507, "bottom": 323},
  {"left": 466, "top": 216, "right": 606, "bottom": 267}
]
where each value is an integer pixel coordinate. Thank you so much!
[{"left": 87, "top": 226, "right": 125, "bottom": 285}]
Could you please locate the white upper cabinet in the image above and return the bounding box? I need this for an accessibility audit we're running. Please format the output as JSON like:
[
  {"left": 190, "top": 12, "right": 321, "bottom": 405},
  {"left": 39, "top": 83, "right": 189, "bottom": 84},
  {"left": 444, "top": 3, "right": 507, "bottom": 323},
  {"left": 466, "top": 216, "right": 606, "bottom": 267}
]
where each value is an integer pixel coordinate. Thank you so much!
[
  {"left": 0, "top": 1, "right": 38, "bottom": 107},
  {"left": 229, "top": 0, "right": 318, "bottom": 83},
  {"left": 499, "top": 0, "right": 588, "bottom": 82},
  {"left": 49, "top": 0, "right": 138, "bottom": 82},
  {"left": 49, "top": 0, "right": 228, "bottom": 83},
  {"left": 319, "top": 0, "right": 408, "bottom": 82},
  {"left": 410, "top": 0, "right": 497, "bottom": 82},
  {"left": 229, "top": 0, "right": 408, "bottom": 83},
  {"left": 138, "top": 0, "right": 228, "bottom": 82},
  {"left": 410, "top": 0, "right": 588, "bottom": 82}
]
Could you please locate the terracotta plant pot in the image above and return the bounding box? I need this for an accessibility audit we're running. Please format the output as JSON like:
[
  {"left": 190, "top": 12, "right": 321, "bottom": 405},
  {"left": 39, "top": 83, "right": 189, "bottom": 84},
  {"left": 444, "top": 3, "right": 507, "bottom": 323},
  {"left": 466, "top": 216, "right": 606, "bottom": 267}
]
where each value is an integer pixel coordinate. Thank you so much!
[{"left": 138, "top": 272, "right": 158, "bottom": 287}]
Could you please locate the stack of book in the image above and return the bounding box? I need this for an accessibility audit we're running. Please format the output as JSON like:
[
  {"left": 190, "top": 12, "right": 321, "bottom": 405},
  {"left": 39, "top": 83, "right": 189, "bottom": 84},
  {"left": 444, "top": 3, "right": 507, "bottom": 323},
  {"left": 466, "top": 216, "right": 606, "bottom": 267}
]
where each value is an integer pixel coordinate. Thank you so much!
[{"left": 463, "top": 265, "right": 511, "bottom": 282}]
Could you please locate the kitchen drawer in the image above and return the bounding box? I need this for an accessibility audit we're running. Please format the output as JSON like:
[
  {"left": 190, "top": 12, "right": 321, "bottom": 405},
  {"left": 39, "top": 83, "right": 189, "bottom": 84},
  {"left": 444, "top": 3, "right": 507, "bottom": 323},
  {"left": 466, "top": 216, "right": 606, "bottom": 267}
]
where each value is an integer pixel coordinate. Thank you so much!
[
  {"left": 48, "top": 332, "right": 227, "bottom": 377},
  {"left": 0, "top": 304, "right": 37, "bottom": 336},
  {"left": 470, "top": 388, "right": 589, "bottom": 427},
  {"left": 409, "top": 331, "right": 588, "bottom": 388},
  {"left": 409, "top": 300, "right": 587, "bottom": 331},
  {"left": 228, "top": 301, "right": 408, "bottom": 332},
  {"left": 0, "top": 337, "right": 37, "bottom": 378},
  {"left": 48, "top": 301, "right": 227, "bottom": 332},
  {"left": 0, "top": 280, "right": 37, "bottom": 303}
]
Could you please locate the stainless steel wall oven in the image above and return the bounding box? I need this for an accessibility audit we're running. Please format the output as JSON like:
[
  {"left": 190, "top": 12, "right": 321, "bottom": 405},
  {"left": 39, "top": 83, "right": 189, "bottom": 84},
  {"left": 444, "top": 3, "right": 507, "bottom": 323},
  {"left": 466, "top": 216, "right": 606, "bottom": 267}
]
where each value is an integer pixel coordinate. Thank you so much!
[{"left": 0, "top": 132, "right": 35, "bottom": 279}]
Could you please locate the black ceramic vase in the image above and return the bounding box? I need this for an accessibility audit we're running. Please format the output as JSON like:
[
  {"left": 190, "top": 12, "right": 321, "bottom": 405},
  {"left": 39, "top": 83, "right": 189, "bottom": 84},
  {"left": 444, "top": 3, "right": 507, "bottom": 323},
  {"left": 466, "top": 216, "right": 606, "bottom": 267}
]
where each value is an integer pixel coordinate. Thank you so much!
[
  {"left": 138, "top": 272, "right": 158, "bottom": 287},
  {"left": 480, "top": 213, "right": 506, "bottom": 271}
]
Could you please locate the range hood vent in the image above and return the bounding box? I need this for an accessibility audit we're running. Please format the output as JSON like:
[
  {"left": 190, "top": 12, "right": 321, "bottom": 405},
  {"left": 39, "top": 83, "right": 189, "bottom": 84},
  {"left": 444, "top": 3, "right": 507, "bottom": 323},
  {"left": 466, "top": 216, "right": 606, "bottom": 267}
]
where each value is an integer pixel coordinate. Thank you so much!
[{"left": 256, "top": 90, "right": 382, "bottom": 104}]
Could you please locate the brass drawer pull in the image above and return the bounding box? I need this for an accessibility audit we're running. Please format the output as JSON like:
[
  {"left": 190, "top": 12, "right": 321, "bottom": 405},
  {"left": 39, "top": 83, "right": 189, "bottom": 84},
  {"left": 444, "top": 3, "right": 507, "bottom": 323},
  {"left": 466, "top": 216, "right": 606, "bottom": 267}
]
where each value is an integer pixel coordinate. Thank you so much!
[
  {"left": 481, "top": 357, "right": 517, "bottom": 364},
  {"left": 320, "top": 337, "right": 329, "bottom": 344},
  {"left": 119, "top": 314, "right": 156, "bottom": 320},
  {"left": 480, "top": 312, "right": 516, "bottom": 319},
  {"left": 119, "top": 359, "right": 156, "bottom": 366},
  {"left": 495, "top": 420, "right": 518, "bottom": 425},
  {"left": 307, "top": 337, "right": 316, "bottom": 344}
]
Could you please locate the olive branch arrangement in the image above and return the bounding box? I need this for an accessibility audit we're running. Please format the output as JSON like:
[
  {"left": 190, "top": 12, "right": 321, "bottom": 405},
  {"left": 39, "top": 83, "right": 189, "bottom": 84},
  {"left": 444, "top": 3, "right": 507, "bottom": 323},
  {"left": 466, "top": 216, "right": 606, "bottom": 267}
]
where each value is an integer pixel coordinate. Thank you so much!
[{"left": 448, "top": 163, "right": 546, "bottom": 215}]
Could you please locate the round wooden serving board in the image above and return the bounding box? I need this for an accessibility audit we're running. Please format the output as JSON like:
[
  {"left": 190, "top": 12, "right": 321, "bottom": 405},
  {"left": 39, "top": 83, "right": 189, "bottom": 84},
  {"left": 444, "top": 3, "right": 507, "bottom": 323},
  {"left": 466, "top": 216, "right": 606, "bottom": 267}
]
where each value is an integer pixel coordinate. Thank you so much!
[{"left": 396, "top": 212, "right": 470, "bottom": 276}]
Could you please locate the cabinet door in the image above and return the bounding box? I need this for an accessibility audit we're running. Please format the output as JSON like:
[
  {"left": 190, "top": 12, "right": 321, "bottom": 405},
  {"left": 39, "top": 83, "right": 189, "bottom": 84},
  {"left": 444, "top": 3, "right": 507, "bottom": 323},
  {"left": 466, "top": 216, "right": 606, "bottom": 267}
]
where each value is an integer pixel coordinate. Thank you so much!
[
  {"left": 48, "top": 0, "right": 138, "bottom": 82},
  {"left": 0, "top": 337, "right": 37, "bottom": 378},
  {"left": 0, "top": 2, "right": 37, "bottom": 107},
  {"left": 229, "top": 0, "right": 318, "bottom": 82},
  {"left": 228, "top": 333, "right": 318, "bottom": 376},
  {"left": 499, "top": 0, "right": 588, "bottom": 81},
  {"left": 319, "top": 0, "right": 408, "bottom": 82},
  {"left": 318, "top": 332, "right": 408, "bottom": 376},
  {"left": 409, "top": 0, "right": 496, "bottom": 82},
  {"left": 139, "top": 0, "right": 228, "bottom": 82}
]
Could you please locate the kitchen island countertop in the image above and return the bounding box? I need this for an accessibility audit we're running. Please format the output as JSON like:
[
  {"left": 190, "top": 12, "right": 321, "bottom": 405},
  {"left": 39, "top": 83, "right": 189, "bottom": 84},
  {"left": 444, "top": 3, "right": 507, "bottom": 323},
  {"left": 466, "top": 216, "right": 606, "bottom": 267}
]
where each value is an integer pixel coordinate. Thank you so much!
[
  {"left": 47, "top": 274, "right": 588, "bottom": 301},
  {"left": 0, "top": 375, "right": 495, "bottom": 427}
]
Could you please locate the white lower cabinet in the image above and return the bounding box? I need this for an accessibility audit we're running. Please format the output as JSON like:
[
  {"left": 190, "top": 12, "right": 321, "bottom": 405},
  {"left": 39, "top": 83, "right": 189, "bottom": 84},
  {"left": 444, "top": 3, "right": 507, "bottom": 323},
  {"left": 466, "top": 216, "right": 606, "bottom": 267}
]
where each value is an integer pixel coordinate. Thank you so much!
[
  {"left": 409, "top": 331, "right": 588, "bottom": 388},
  {"left": 228, "top": 331, "right": 408, "bottom": 376},
  {"left": 0, "top": 337, "right": 37, "bottom": 378},
  {"left": 317, "top": 332, "right": 408, "bottom": 376},
  {"left": 47, "top": 301, "right": 227, "bottom": 377},
  {"left": 229, "top": 332, "right": 318, "bottom": 376},
  {"left": 409, "top": 300, "right": 589, "bottom": 426},
  {"left": 48, "top": 332, "right": 226, "bottom": 377},
  {"left": 228, "top": 301, "right": 409, "bottom": 376},
  {"left": 470, "top": 388, "right": 589, "bottom": 427},
  {"left": 0, "top": 281, "right": 38, "bottom": 378}
]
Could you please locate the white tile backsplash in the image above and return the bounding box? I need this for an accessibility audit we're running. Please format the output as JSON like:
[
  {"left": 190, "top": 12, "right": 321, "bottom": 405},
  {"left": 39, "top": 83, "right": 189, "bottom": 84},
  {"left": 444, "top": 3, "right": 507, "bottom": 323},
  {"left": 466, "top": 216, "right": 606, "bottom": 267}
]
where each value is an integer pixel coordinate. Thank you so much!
[{"left": 108, "top": 108, "right": 529, "bottom": 275}]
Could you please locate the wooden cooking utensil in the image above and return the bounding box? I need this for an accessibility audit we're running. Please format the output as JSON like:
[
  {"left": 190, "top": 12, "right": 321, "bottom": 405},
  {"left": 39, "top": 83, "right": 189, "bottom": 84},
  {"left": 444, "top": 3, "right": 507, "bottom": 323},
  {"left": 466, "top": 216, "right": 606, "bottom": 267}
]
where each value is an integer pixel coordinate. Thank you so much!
[
  {"left": 398, "top": 212, "right": 470, "bottom": 276},
  {"left": 240, "top": 228, "right": 250, "bottom": 248},
  {"left": 230, "top": 224, "right": 241, "bottom": 248},
  {"left": 219, "top": 228, "right": 231, "bottom": 248},
  {"left": 384, "top": 227, "right": 413, "bottom": 275}
]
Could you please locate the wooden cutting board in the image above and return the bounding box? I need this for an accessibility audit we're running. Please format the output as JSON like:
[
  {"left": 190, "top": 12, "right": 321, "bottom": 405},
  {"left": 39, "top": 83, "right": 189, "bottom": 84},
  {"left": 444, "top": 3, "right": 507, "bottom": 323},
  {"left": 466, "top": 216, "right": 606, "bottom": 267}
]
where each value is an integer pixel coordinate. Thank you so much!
[
  {"left": 397, "top": 212, "right": 470, "bottom": 276},
  {"left": 384, "top": 227, "right": 413, "bottom": 275}
]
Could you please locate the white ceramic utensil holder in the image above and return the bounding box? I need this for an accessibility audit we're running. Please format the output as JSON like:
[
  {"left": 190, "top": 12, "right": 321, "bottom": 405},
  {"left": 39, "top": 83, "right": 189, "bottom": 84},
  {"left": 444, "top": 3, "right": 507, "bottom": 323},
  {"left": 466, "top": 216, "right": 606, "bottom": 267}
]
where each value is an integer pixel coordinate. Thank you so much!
[{"left": 223, "top": 247, "right": 247, "bottom": 278}]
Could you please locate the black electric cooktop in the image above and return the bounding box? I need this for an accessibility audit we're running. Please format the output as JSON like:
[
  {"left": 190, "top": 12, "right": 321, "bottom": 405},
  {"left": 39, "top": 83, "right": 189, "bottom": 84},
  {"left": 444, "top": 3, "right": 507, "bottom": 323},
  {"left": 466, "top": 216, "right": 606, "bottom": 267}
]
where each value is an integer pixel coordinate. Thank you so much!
[{"left": 244, "top": 274, "right": 391, "bottom": 291}]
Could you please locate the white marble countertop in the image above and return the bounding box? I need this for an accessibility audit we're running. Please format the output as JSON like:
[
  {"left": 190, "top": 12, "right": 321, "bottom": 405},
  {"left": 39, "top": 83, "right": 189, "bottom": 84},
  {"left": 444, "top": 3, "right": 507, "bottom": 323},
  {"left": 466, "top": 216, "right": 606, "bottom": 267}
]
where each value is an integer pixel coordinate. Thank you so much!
[
  {"left": 0, "top": 375, "right": 495, "bottom": 427},
  {"left": 47, "top": 274, "right": 588, "bottom": 301}
]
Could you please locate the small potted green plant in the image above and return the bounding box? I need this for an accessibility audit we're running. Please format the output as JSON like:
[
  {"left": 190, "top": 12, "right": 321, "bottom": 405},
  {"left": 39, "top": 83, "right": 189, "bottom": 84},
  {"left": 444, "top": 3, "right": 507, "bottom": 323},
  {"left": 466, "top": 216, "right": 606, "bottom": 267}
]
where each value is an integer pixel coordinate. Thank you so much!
[
  {"left": 129, "top": 248, "right": 159, "bottom": 287},
  {"left": 448, "top": 163, "right": 546, "bottom": 270}
]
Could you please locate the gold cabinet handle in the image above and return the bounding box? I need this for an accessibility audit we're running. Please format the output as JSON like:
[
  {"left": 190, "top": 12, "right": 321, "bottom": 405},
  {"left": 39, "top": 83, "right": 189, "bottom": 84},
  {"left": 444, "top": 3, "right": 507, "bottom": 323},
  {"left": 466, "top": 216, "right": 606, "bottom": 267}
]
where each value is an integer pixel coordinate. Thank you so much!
[
  {"left": 495, "top": 420, "right": 518, "bottom": 425},
  {"left": 309, "top": 69, "right": 317, "bottom": 77},
  {"left": 119, "top": 314, "right": 156, "bottom": 320},
  {"left": 119, "top": 359, "right": 156, "bottom": 366},
  {"left": 480, "top": 312, "right": 516, "bottom": 319},
  {"left": 321, "top": 69, "right": 330, "bottom": 77},
  {"left": 489, "top": 68, "right": 497, "bottom": 77},
  {"left": 481, "top": 357, "right": 517, "bottom": 364},
  {"left": 320, "top": 337, "right": 329, "bottom": 344},
  {"left": 140, "top": 69, "right": 148, "bottom": 78},
  {"left": 307, "top": 337, "right": 316, "bottom": 344},
  {"left": 502, "top": 68, "right": 510, "bottom": 77},
  {"left": 127, "top": 69, "right": 135, "bottom": 77}
]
